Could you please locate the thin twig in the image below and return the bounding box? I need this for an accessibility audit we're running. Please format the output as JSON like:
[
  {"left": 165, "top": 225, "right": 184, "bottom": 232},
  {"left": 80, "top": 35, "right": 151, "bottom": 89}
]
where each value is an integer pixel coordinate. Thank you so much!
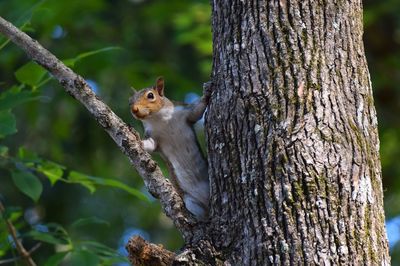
[
  {"left": 0, "top": 201, "right": 37, "bottom": 266},
  {"left": 0, "top": 243, "right": 41, "bottom": 265},
  {"left": 0, "top": 256, "right": 19, "bottom": 265},
  {"left": 0, "top": 15, "right": 201, "bottom": 242}
]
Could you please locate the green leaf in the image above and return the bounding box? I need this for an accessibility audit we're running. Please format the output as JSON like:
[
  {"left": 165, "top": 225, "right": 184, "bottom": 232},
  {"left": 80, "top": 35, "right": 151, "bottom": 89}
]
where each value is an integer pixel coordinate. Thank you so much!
[
  {"left": 11, "top": 170, "right": 43, "bottom": 202},
  {"left": 70, "top": 217, "right": 110, "bottom": 229},
  {"left": 15, "top": 61, "right": 47, "bottom": 87},
  {"left": 0, "top": 87, "right": 44, "bottom": 111},
  {"left": 0, "top": 223, "right": 10, "bottom": 256},
  {"left": 38, "top": 161, "right": 64, "bottom": 185},
  {"left": 0, "top": 145, "right": 9, "bottom": 157},
  {"left": 69, "top": 250, "right": 99, "bottom": 266},
  {"left": 63, "top": 46, "right": 121, "bottom": 67},
  {"left": 76, "top": 46, "right": 121, "bottom": 60},
  {"left": 89, "top": 176, "right": 148, "bottom": 202},
  {"left": 26, "top": 230, "right": 69, "bottom": 245},
  {"left": 62, "top": 58, "right": 75, "bottom": 67},
  {"left": 44, "top": 252, "right": 69, "bottom": 266},
  {"left": 0, "top": 110, "right": 17, "bottom": 137},
  {"left": 27, "top": 223, "right": 70, "bottom": 246},
  {"left": 0, "top": 38, "right": 11, "bottom": 51},
  {"left": 18, "top": 147, "right": 40, "bottom": 162},
  {"left": 46, "top": 223, "right": 70, "bottom": 236},
  {"left": 68, "top": 171, "right": 96, "bottom": 193},
  {"left": 80, "top": 241, "right": 125, "bottom": 258},
  {"left": 67, "top": 171, "right": 147, "bottom": 200},
  {"left": 1, "top": 206, "right": 22, "bottom": 221}
]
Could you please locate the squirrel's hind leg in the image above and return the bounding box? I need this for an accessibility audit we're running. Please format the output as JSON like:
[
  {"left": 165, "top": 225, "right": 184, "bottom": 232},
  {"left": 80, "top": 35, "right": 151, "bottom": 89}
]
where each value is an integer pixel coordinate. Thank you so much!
[{"left": 183, "top": 195, "right": 207, "bottom": 220}]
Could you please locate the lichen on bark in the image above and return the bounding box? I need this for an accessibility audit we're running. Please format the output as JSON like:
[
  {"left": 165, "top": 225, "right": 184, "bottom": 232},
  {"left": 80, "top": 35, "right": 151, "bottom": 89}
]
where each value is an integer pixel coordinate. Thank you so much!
[{"left": 206, "top": 0, "right": 390, "bottom": 265}]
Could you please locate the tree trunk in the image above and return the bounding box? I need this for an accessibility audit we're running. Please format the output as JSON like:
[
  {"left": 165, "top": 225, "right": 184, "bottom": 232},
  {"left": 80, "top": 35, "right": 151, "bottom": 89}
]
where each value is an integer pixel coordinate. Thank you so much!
[{"left": 204, "top": 0, "right": 390, "bottom": 265}]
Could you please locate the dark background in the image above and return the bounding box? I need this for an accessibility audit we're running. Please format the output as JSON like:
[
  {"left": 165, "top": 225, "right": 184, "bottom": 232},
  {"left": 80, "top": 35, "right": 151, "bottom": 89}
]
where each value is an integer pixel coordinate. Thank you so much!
[{"left": 0, "top": 0, "right": 399, "bottom": 264}]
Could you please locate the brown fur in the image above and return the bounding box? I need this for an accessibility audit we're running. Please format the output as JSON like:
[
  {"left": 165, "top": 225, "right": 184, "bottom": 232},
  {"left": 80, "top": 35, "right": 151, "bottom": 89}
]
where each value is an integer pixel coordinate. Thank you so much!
[
  {"left": 130, "top": 88, "right": 165, "bottom": 120},
  {"left": 129, "top": 77, "right": 209, "bottom": 219}
]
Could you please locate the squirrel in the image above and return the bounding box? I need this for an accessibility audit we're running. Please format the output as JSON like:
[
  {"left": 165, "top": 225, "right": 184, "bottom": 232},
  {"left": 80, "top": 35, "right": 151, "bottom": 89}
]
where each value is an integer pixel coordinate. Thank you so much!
[{"left": 129, "top": 77, "right": 210, "bottom": 220}]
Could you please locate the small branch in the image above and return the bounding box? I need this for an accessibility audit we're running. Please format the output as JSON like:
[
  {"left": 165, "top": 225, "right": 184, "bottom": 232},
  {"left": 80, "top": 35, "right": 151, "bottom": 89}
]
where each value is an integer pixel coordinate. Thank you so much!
[
  {"left": 0, "top": 16, "right": 200, "bottom": 242},
  {"left": 0, "top": 201, "right": 37, "bottom": 266},
  {"left": 0, "top": 243, "right": 41, "bottom": 265},
  {"left": 126, "top": 236, "right": 175, "bottom": 266}
]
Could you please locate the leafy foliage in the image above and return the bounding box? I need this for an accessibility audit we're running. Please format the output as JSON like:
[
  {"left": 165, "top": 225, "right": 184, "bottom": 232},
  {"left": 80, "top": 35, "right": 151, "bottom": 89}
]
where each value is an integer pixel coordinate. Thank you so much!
[
  {"left": 0, "top": 0, "right": 212, "bottom": 264},
  {"left": 11, "top": 170, "right": 43, "bottom": 202},
  {"left": 0, "top": 110, "right": 17, "bottom": 137},
  {"left": 0, "top": 52, "right": 145, "bottom": 264}
]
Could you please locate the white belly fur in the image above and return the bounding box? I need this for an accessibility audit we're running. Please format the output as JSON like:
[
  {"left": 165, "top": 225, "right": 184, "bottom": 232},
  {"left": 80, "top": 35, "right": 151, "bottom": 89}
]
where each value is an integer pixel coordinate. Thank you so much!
[{"left": 144, "top": 107, "right": 209, "bottom": 212}]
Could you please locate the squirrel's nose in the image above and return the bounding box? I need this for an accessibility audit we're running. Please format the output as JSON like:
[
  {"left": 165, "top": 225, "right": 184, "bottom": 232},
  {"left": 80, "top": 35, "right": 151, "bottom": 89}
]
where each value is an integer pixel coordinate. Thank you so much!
[{"left": 132, "top": 106, "right": 139, "bottom": 114}]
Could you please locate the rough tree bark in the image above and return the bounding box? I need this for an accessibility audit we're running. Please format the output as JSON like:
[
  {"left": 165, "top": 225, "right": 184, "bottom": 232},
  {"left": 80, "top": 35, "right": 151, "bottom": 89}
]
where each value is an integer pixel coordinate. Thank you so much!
[
  {"left": 205, "top": 0, "right": 390, "bottom": 265},
  {"left": 0, "top": 0, "right": 391, "bottom": 264}
]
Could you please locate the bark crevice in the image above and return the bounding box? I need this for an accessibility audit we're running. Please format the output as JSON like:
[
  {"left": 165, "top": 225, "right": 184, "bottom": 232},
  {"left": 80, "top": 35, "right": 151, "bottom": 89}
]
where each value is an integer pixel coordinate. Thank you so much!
[{"left": 207, "top": 0, "right": 389, "bottom": 265}]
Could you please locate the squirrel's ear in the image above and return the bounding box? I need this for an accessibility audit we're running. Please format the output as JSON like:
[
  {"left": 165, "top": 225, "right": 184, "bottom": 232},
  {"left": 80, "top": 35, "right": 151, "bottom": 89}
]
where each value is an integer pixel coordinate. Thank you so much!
[
  {"left": 130, "top": 87, "right": 137, "bottom": 94},
  {"left": 156, "top": 77, "right": 164, "bottom": 96}
]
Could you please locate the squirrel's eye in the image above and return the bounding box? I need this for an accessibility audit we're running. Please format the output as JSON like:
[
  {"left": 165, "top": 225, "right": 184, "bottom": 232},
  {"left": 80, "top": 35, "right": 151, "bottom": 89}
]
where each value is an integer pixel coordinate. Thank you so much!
[{"left": 147, "top": 92, "right": 154, "bottom": 99}]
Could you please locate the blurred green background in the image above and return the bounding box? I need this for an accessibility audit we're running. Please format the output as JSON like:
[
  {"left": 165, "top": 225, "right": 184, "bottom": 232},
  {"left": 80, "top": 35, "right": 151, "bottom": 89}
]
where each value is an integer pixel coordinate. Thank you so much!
[{"left": 0, "top": 0, "right": 399, "bottom": 265}]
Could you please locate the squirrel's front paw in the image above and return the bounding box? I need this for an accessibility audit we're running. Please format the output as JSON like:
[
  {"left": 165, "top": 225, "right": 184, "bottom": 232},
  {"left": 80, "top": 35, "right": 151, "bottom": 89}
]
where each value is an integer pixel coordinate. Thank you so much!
[{"left": 142, "top": 138, "right": 156, "bottom": 153}]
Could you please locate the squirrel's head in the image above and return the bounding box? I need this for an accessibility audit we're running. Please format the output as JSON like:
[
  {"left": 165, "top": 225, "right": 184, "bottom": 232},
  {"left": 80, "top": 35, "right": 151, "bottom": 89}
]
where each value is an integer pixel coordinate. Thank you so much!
[{"left": 129, "top": 77, "right": 165, "bottom": 120}]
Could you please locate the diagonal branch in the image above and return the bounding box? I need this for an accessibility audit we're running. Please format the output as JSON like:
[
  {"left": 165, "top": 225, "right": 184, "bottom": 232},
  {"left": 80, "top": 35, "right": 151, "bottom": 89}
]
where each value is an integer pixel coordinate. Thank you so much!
[{"left": 0, "top": 15, "right": 201, "bottom": 242}]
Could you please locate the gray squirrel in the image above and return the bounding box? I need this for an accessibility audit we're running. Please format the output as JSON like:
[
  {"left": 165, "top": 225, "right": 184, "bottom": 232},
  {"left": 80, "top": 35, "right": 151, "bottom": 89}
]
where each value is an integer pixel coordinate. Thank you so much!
[{"left": 129, "top": 77, "right": 210, "bottom": 219}]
